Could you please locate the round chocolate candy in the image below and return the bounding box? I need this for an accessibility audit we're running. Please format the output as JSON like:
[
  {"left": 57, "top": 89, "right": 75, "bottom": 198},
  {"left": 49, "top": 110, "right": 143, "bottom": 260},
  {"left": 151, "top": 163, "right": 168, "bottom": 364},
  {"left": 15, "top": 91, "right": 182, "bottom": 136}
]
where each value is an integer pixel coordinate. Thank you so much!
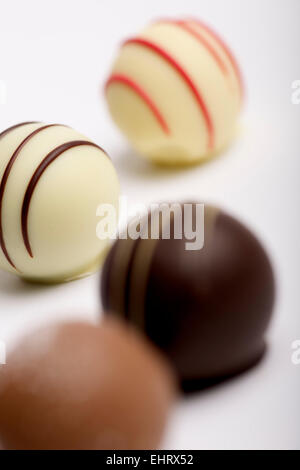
[
  {"left": 105, "top": 18, "right": 242, "bottom": 165},
  {"left": 0, "top": 319, "right": 175, "bottom": 450},
  {"left": 101, "top": 203, "right": 275, "bottom": 388},
  {"left": 0, "top": 122, "right": 119, "bottom": 283}
]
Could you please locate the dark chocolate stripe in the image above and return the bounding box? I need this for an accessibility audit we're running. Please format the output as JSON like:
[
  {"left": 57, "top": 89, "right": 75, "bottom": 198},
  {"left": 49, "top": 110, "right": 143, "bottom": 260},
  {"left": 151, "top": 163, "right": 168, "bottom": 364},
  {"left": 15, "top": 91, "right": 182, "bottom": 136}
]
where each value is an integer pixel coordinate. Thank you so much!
[
  {"left": 22, "top": 140, "right": 108, "bottom": 258},
  {"left": 107, "top": 237, "right": 137, "bottom": 318},
  {"left": 127, "top": 208, "right": 175, "bottom": 328},
  {"left": 0, "top": 124, "right": 60, "bottom": 269},
  {"left": 0, "top": 122, "right": 39, "bottom": 140},
  {"left": 124, "top": 238, "right": 142, "bottom": 320}
]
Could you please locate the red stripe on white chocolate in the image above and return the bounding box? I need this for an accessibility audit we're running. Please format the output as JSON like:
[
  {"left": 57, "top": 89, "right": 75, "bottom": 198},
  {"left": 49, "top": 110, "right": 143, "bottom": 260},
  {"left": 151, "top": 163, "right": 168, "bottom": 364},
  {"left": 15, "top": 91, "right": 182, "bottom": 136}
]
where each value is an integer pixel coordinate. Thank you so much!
[
  {"left": 191, "top": 19, "right": 244, "bottom": 98},
  {"left": 106, "top": 74, "right": 170, "bottom": 135},
  {"left": 161, "top": 20, "right": 229, "bottom": 76},
  {"left": 123, "top": 38, "right": 214, "bottom": 149}
]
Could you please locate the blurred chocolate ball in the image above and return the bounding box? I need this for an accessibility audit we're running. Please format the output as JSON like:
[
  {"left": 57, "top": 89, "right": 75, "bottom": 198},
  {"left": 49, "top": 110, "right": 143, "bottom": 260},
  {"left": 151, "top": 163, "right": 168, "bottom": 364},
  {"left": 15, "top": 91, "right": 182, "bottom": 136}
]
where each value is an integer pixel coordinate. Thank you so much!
[
  {"left": 0, "top": 319, "right": 175, "bottom": 449},
  {"left": 101, "top": 203, "right": 275, "bottom": 388}
]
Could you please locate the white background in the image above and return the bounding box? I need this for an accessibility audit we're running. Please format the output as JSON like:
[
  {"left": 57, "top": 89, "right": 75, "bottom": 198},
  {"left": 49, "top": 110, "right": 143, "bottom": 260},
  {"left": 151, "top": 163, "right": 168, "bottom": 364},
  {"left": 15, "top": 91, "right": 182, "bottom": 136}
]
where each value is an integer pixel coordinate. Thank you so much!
[{"left": 0, "top": 0, "right": 300, "bottom": 450}]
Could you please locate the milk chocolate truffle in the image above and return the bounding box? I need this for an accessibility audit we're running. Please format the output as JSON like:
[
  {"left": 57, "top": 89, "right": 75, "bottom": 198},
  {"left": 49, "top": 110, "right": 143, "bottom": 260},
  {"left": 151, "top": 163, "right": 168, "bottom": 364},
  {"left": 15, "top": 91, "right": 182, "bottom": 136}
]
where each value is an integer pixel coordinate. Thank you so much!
[
  {"left": 0, "top": 122, "right": 119, "bottom": 283},
  {"left": 105, "top": 19, "right": 243, "bottom": 165},
  {"left": 101, "top": 203, "right": 275, "bottom": 387},
  {"left": 0, "top": 319, "right": 175, "bottom": 450}
]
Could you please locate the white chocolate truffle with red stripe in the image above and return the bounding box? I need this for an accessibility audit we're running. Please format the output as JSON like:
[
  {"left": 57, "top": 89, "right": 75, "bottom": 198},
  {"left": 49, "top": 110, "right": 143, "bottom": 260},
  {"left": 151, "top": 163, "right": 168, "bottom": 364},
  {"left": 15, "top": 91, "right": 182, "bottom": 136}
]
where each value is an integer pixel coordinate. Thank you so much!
[
  {"left": 105, "top": 18, "right": 243, "bottom": 165},
  {"left": 0, "top": 122, "right": 119, "bottom": 283}
]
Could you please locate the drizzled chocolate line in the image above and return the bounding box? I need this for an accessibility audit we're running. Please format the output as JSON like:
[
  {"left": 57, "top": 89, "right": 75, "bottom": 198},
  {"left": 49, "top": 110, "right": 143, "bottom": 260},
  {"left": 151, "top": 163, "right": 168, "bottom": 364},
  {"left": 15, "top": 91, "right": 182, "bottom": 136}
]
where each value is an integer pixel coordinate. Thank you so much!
[
  {"left": 0, "top": 124, "right": 60, "bottom": 269},
  {"left": 124, "top": 237, "right": 143, "bottom": 320},
  {"left": 192, "top": 19, "right": 244, "bottom": 99},
  {"left": 0, "top": 122, "right": 39, "bottom": 140},
  {"left": 21, "top": 140, "right": 108, "bottom": 258},
  {"left": 123, "top": 37, "right": 214, "bottom": 149},
  {"left": 106, "top": 75, "right": 170, "bottom": 135},
  {"left": 159, "top": 20, "right": 229, "bottom": 76}
]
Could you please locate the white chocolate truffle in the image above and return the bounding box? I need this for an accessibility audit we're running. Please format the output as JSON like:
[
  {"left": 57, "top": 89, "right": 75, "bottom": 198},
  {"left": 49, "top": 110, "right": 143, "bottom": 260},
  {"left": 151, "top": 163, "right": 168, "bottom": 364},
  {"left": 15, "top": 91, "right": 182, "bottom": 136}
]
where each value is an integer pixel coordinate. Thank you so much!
[
  {"left": 105, "top": 19, "right": 243, "bottom": 165},
  {"left": 0, "top": 122, "right": 119, "bottom": 283}
]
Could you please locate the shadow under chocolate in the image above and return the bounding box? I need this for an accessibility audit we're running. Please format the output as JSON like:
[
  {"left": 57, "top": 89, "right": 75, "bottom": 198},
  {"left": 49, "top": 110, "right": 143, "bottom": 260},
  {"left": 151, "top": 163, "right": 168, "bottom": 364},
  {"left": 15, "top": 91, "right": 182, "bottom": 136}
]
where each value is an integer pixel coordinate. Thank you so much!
[{"left": 180, "top": 345, "right": 267, "bottom": 395}]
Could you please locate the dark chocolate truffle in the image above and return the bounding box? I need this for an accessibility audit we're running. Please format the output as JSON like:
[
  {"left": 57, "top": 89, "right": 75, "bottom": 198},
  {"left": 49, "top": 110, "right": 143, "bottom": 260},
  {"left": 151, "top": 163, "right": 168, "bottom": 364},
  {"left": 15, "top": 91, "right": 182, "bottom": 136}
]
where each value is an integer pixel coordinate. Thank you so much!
[
  {"left": 0, "top": 319, "right": 175, "bottom": 450},
  {"left": 101, "top": 203, "right": 275, "bottom": 387}
]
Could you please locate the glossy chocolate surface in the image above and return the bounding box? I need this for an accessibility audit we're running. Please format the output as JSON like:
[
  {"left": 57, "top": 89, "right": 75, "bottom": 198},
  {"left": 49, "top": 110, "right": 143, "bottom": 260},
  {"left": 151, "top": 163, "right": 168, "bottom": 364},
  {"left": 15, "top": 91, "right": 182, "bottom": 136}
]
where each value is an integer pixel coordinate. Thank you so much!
[{"left": 101, "top": 203, "right": 275, "bottom": 387}]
